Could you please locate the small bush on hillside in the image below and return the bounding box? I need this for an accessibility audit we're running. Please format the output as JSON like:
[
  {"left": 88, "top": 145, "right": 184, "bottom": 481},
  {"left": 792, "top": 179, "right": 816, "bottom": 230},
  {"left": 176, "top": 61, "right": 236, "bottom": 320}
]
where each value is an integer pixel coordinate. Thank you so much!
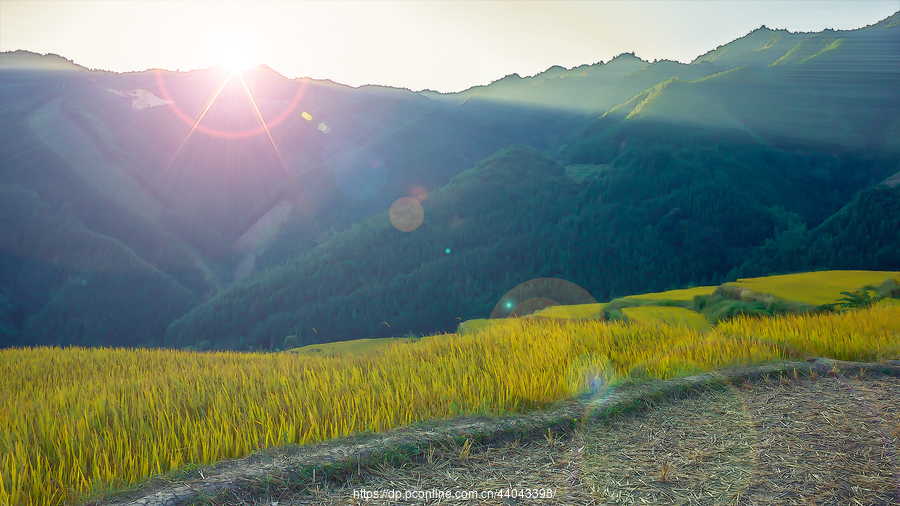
[
  {"left": 282, "top": 335, "right": 300, "bottom": 349},
  {"left": 815, "top": 303, "right": 841, "bottom": 314},
  {"left": 603, "top": 308, "right": 628, "bottom": 323},
  {"left": 704, "top": 299, "right": 795, "bottom": 323},
  {"left": 836, "top": 287, "right": 885, "bottom": 309},
  {"left": 691, "top": 294, "right": 709, "bottom": 311},
  {"left": 708, "top": 301, "right": 747, "bottom": 323},
  {"left": 876, "top": 277, "right": 900, "bottom": 299}
]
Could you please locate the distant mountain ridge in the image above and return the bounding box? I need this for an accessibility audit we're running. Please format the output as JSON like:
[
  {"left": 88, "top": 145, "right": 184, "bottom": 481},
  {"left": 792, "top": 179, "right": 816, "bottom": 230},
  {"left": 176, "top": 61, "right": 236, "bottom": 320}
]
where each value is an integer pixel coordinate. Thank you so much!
[{"left": 422, "top": 11, "right": 900, "bottom": 123}]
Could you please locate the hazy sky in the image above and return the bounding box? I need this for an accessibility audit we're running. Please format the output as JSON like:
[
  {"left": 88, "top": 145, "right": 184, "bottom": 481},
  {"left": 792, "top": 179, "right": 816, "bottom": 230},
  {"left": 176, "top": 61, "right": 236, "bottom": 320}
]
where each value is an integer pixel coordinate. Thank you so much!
[{"left": 1, "top": 1, "right": 897, "bottom": 92}]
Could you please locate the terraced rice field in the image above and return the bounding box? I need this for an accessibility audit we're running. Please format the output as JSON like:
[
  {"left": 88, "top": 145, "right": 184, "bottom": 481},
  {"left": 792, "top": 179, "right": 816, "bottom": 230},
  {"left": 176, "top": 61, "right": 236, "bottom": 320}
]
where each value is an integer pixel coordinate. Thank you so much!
[
  {"left": 286, "top": 337, "right": 418, "bottom": 357},
  {"left": 620, "top": 285, "right": 717, "bottom": 301},
  {"left": 728, "top": 270, "right": 900, "bottom": 305},
  {"left": 620, "top": 305, "right": 711, "bottom": 330},
  {"left": 3, "top": 299, "right": 900, "bottom": 505},
  {"left": 529, "top": 303, "right": 608, "bottom": 319}
]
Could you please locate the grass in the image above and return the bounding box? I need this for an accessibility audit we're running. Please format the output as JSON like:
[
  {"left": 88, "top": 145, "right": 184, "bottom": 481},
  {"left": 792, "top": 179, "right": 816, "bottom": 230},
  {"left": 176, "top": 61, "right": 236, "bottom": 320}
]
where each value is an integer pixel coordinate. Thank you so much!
[
  {"left": 284, "top": 336, "right": 419, "bottom": 357},
  {"left": 603, "top": 76, "right": 680, "bottom": 119},
  {"left": 197, "top": 365, "right": 900, "bottom": 505},
  {"left": 457, "top": 319, "right": 495, "bottom": 334},
  {"left": 717, "top": 305, "right": 900, "bottom": 361},
  {"left": 327, "top": 271, "right": 898, "bottom": 357},
  {"left": 689, "top": 64, "right": 749, "bottom": 83},
  {"left": 801, "top": 37, "right": 844, "bottom": 64}
]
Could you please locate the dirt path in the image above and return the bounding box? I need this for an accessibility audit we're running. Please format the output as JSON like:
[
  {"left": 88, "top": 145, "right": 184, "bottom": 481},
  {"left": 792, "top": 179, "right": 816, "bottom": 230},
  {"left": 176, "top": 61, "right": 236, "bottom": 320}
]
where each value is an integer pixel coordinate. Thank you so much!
[{"left": 90, "top": 359, "right": 900, "bottom": 506}]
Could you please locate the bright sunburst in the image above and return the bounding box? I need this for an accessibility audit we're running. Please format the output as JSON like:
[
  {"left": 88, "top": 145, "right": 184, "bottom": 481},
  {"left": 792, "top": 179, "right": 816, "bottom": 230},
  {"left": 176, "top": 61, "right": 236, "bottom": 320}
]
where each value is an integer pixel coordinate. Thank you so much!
[
  {"left": 216, "top": 42, "right": 256, "bottom": 73},
  {"left": 154, "top": 43, "right": 305, "bottom": 200}
]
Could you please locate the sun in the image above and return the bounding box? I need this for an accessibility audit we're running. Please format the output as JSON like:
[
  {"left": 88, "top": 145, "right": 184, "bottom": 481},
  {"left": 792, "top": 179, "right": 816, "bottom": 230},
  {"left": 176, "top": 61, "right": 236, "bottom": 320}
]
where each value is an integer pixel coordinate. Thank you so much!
[{"left": 216, "top": 42, "right": 257, "bottom": 73}]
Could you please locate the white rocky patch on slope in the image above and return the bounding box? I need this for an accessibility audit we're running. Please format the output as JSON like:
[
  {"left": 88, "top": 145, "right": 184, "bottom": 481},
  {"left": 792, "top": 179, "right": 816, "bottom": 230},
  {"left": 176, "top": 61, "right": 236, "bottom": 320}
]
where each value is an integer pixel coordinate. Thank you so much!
[
  {"left": 878, "top": 171, "right": 900, "bottom": 189},
  {"left": 107, "top": 88, "right": 174, "bottom": 110}
]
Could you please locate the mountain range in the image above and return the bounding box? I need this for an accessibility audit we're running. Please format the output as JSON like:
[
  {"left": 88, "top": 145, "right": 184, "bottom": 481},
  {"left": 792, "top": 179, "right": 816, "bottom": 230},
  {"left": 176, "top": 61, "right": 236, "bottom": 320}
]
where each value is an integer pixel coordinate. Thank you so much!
[{"left": 0, "top": 11, "right": 898, "bottom": 349}]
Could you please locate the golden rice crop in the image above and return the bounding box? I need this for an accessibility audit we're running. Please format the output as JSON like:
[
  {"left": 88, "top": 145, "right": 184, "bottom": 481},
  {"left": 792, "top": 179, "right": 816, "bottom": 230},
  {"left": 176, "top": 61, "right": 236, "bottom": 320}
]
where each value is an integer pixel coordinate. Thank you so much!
[
  {"left": 717, "top": 303, "right": 900, "bottom": 362},
  {"left": 730, "top": 270, "right": 900, "bottom": 306},
  {"left": 2, "top": 304, "right": 898, "bottom": 506},
  {"left": 621, "top": 285, "right": 718, "bottom": 301},
  {"left": 529, "top": 303, "right": 608, "bottom": 319},
  {"left": 620, "top": 305, "right": 711, "bottom": 330},
  {"left": 456, "top": 318, "right": 495, "bottom": 334},
  {"left": 286, "top": 336, "right": 416, "bottom": 357}
]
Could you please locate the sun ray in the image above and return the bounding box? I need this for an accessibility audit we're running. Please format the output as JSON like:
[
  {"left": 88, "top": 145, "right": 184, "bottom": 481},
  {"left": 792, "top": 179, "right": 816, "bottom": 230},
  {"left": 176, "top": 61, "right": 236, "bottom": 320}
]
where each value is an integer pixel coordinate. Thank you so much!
[
  {"left": 151, "top": 73, "right": 236, "bottom": 190},
  {"left": 150, "top": 68, "right": 316, "bottom": 229},
  {"left": 236, "top": 72, "right": 306, "bottom": 201}
]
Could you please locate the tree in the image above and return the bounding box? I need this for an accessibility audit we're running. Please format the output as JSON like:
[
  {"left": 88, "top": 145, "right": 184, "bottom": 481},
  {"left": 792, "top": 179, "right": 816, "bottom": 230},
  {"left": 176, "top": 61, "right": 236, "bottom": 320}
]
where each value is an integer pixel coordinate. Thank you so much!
[{"left": 834, "top": 287, "right": 885, "bottom": 310}]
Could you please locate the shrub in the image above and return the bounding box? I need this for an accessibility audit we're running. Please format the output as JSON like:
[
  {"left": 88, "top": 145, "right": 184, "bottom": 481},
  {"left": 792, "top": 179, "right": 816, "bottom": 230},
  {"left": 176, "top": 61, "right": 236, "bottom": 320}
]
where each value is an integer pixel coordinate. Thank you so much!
[
  {"left": 835, "top": 287, "right": 885, "bottom": 309},
  {"left": 282, "top": 335, "right": 300, "bottom": 349},
  {"left": 691, "top": 294, "right": 708, "bottom": 311}
]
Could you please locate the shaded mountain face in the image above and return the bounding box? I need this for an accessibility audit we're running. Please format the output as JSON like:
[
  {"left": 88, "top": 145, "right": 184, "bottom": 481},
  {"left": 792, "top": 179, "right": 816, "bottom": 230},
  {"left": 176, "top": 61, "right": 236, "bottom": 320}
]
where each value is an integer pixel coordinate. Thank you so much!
[
  {"left": 0, "top": 51, "right": 590, "bottom": 346},
  {"left": 1, "top": 11, "right": 898, "bottom": 348}
]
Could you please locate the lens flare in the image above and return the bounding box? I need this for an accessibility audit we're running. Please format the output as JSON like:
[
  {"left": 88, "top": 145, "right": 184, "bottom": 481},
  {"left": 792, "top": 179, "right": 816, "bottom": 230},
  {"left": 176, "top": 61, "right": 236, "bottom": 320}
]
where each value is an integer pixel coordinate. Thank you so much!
[
  {"left": 490, "top": 278, "right": 597, "bottom": 319},
  {"left": 410, "top": 185, "right": 428, "bottom": 202},
  {"left": 389, "top": 197, "right": 425, "bottom": 232},
  {"left": 154, "top": 69, "right": 307, "bottom": 140},
  {"left": 151, "top": 67, "right": 309, "bottom": 206}
]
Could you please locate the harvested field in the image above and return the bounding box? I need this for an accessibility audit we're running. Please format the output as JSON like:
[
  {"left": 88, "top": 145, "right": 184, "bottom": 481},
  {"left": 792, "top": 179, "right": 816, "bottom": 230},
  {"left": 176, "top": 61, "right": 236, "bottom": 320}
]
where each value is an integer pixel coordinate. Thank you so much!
[{"left": 91, "top": 359, "right": 900, "bottom": 506}]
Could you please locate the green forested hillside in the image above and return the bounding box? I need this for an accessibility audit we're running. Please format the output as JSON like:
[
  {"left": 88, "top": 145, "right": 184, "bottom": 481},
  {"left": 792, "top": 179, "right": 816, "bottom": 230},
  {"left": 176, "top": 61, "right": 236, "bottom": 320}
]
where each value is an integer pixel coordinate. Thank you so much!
[
  {"left": 165, "top": 123, "right": 899, "bottom": 350},
  {"left": 0, "top": 111, "right": 214, "bottom": 347},
  {"left": 0, "top": 60, "right": 590, "bottom": 347},
  {"left": 0, "top": 111, "right": 215, "bottom": 298},
  {"left": 0, "top": 185, "right": 197, "bottom": 347},
  {"left": 733, "top": 182, "right": 900, "bottom": 278}
]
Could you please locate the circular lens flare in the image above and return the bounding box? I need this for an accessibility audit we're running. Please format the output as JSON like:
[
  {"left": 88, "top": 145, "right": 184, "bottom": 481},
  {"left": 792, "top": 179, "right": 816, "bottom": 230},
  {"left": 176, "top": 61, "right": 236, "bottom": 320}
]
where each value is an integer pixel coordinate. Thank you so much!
[
  {"left": 490, "top": 278, "right": 597, "bottom": 319},
  {"left": 154, "top": 69, "right": 308, "bottom": 139},
  {"left": 389, "top": 197, "right": 425, "bottom": 232}
]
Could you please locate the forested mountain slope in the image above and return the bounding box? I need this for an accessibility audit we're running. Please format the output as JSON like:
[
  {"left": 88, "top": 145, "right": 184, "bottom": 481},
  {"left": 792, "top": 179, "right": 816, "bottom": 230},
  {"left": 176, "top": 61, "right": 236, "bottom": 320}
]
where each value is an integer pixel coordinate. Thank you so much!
[
  {"left": 733, "top": 182, "right": 900, "bottom": 278},
  {"left": 0, "top": 53, "right": 589, "bottom": 347},
  {"left": 0, "top": 184, "right": 196, "bottom": 346},
  {"left": 165, "top": 126, "right": 899, "bottom": 350}
]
